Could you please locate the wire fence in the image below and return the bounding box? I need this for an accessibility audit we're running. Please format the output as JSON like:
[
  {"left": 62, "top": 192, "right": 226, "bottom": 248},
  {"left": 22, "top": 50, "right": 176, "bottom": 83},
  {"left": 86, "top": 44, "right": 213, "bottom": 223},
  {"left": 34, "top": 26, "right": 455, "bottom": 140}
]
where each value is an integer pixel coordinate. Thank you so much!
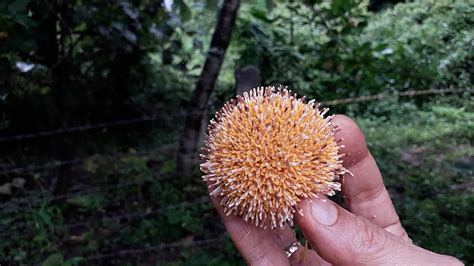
[
  {"left": 0, "top": 146, "right": 162, "bottom": 176},
  {"left": 322, "top": 87, "right": 472, "bottom": 105},
  {"left": 1, "top": 236, "right": 229, "bottom": 264},
  {"left": 0, "top": 86, "right": 471, "bottom": 214},
  {"left": 0, "top": 197, "right": 211, "bottom": 238},
  {"left": 0, "top": 87, "right": 470, "bottom": 175},
  {"left": 0, "top": 176, "right": 154, "bottom": 214},
  {"left": 84, "top": 236, "right": 228, "bottom": 263},
  {"left": 0, "top": 116, "right": 161, "bottom": 143},
  {"left": 0, "top": 87, "right": 470, "bottom": 144},
  {"left": 0, "top": 87, "right": 472, "bottom": 264},
  {"left": 1, "top": 195, "right": 221, "bottom": 264}
]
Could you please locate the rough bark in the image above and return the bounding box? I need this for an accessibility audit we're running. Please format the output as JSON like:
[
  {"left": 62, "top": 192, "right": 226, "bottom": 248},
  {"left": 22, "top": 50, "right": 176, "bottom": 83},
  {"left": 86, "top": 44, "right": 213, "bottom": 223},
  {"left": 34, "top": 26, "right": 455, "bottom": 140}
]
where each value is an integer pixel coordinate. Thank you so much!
[{"left": 177, "top": 0, "right": 241, "bottom": 176}]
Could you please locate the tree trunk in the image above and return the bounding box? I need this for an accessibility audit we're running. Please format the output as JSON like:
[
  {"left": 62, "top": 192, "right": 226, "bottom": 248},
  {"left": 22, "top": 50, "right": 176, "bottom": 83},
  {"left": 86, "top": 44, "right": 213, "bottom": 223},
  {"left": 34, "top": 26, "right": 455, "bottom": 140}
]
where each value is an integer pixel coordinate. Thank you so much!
[
  {"left": 49, "top": 0, "right": 74, "bottom": 196},
  {"left": 177, "top": 0, "right": 241, "bottom": 176}
]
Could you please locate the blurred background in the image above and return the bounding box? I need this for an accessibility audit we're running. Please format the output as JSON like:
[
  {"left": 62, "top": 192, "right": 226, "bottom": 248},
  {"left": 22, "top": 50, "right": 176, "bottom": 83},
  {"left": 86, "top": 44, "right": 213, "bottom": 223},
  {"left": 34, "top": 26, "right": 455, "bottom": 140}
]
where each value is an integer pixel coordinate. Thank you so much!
[{"left": 0, "top": 0, "right": 472, "bottom": 264}]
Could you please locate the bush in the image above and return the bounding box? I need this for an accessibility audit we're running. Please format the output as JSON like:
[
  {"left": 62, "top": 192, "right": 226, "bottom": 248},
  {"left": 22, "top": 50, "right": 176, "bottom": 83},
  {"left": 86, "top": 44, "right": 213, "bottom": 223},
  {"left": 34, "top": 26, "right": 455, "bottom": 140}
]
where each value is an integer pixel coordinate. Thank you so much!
[
  {"left": 235, "top": 0, "right": 472, "bottom": 104},
  {"left": 362, "top": 0, "right": 473, "bottom": 91},
  {"left": 355, "top": 95, "right": 474, "bottom": 263}
]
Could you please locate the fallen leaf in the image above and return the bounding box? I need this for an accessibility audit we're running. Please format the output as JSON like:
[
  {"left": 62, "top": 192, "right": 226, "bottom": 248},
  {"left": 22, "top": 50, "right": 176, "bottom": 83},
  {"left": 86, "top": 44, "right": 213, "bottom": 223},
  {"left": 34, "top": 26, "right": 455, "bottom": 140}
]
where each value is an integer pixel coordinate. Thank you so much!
[
  {"left": 0, "top": 183, "right": 12, "bottom": 195},
  {"left": 12, "top": 177, "right": 26, "bottom": 188},
  {"left": 0, "top": 32, "right": 8, "bottom": 40}
]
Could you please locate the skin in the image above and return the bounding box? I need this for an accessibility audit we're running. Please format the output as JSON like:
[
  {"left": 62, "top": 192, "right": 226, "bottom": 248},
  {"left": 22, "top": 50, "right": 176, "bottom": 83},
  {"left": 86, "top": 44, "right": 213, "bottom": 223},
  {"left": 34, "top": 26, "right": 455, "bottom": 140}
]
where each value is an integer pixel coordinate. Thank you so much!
[{"left": 209, "top": 115, "right": 464, "bottom": 266}]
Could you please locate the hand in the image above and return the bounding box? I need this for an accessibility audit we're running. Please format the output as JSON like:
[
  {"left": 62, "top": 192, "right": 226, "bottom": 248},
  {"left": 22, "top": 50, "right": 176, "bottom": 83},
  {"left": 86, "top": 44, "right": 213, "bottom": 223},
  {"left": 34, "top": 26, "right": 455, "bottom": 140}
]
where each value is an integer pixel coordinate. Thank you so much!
[{"left": 208, "top": 115, "right": 463, "bottom": 265}]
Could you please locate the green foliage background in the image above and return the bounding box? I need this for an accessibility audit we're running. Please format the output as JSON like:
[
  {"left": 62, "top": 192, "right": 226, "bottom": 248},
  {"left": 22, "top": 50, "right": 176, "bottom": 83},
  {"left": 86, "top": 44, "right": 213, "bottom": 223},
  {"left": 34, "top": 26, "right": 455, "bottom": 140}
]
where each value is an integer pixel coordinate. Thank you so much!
[{"left": 0, "top": 0, "right": 472, "bottom": 264}]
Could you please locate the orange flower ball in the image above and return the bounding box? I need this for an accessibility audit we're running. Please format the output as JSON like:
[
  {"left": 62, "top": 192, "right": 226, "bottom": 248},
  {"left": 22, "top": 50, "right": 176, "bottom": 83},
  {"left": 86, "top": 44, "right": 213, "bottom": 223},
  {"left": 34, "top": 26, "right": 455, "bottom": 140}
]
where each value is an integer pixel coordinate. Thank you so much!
[{"left": 200, "top": 86, "right": 346, "bottom": 229}]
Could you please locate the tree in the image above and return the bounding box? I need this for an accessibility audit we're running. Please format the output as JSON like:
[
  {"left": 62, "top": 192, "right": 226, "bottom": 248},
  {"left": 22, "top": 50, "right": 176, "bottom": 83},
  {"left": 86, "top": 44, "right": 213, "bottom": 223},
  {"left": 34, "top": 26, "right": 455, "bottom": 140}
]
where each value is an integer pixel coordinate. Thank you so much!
[{"left": 177, "top": 0, "right": 241, "bottom": 176}]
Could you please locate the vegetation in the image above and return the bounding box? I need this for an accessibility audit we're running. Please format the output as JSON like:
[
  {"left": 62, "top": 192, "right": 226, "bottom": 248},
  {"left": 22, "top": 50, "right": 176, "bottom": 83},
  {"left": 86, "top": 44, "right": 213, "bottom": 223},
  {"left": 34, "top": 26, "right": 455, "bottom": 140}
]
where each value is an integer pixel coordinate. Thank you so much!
[{"left": 0, "top": 0, "right": 472, "bottom": 264}]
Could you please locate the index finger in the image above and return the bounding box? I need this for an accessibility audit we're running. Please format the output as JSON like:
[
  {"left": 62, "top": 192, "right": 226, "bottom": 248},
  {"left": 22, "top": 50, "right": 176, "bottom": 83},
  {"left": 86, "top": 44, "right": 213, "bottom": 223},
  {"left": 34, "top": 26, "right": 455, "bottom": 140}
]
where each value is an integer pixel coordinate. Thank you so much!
[
  {"left": 332, "top": 115, "right": 409, "bottom": 240},
  {"left": 208, "top": 194, "right": 327, "bottom": 266}
]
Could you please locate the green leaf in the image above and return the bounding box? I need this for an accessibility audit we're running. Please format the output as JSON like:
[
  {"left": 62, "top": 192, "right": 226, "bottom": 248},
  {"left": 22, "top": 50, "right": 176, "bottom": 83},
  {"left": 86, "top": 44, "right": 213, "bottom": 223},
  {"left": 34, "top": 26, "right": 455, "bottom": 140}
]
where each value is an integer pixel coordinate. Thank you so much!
[
  {"left": 165, "top": 208, "right": 183, "bottom": 225},
  {"left": 205, "top": 0, "right": 218, "bottom": 11},
  {"left": 265, "top": 0, "right": 273, "bottom": 12},
  {"left": 38, "top": 210, "right": 54, "bottom": 229},
  {"left": 66, "top": 195, "right": 104, "bottom": 210},
  {"left": 41, "top": 253, "right": 64, "bottom": 266},
  {"left": 330, "top": 0, "right": 355, "bottom": 15},
  {"left": 13, "top": 13, "right": 34, "bottom": 28},
  {"left": 250, "top": 8, "right": 271, "bottom": 23},
  {"left": 159, "top": 159, "right": 176, "bottom": 174},
  {"left": 8, "top": 0, "right": 29, "bottom": 13},
  {"left": 176, "top": 0, "right": 191, "bottom": 22}
]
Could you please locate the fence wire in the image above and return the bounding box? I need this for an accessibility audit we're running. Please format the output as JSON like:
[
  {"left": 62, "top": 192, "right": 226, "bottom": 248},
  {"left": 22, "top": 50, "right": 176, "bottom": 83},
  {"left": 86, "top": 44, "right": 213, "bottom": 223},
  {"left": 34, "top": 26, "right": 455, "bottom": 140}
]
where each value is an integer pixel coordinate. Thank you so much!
[
  {"left": 1, "top": 235, "right": 228, "bottom": 264},
  {"left": 0, "top": 87, "right": 472, "bottom": 263},
  {"left": 0, "top": 147, "right": 160, "bottom": 175},
  {"left": 0, "top": 116, "right": 161, "bottom": 143},
  {"left": 1, "top": 87, "right": 470, "bottom": 176},
  {"left": 0, "top": 87, "right": 470, "bottom": 144},
  {"left": 0, "top": 86, "right": 471, "bottom": 214},
  {"left": 84, "top": 235, "right": 228, "bottom": 262},
  {"left": 0, "top": 176, "right": 153, "bottom": 213},
  {"left": 0, "top": 197, "right": 211, "bottom": 237},
  {"left": 321, "top": 87, "right": 471, "bottom": 106}
]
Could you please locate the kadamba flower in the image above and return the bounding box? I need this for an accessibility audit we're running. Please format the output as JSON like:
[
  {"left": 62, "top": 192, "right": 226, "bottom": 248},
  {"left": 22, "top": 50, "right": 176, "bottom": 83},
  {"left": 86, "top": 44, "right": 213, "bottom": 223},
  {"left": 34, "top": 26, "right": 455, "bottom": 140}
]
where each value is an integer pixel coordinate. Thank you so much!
[{"left": 200, "top": 86, "right": 346, "bottom": 229}]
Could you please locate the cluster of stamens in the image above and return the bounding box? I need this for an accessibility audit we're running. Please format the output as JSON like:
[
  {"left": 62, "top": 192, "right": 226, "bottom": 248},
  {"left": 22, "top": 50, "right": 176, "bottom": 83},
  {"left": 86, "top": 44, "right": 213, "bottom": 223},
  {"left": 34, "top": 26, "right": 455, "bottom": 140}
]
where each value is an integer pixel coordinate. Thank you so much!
[{"left": 200, "top": 86, "right": 346, "bottom": 229}]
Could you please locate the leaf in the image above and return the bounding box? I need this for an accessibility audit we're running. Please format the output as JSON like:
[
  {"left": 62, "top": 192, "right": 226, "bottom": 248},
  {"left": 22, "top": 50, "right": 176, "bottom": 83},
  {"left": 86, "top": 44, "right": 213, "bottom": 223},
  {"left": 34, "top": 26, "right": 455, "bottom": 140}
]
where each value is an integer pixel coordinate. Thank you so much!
[
  {"left": 66, "top": 195, "right": 104, "bottom": 210},
  {"left": 0, "top": 32, "right": 8, "bottom": 40},
  {"left": 11, "top": 177, "right": 25, "bottom": 188},
  {"left": 165, "top": 208, "right": 184, "bottom": 225},
  {"left": 120, "top": 1, "right": 139, "bottom": 20},
  {"left": 38, "top": 210, "right": 54, "bottom": 228},
  {"left": 8, "top": 0, "right": 29, "bottom": 13},
  {"left": 330, "top": 0, "right": 355, "bottom": 15},
  {"left": 265, "top": 0, "right": 273, "bottom": 12},
  {"left": 250, "top": 8, "right": 271, "bottom": 23},
  {"left": 176, "top": 0, "right": 191, "bottom": 22},
  {"left": 15, "top": 61, "right": 34, "bottom": 72},
  {"left": 12, "top": 14, "right": 35, "bottom": 28},
  {"left": 205, "top": 0, "right": 218, "bottom": 11},
  {"left": 65, "top": 257, "right": 85, "bottom": 266},
  {"left": 122, "top": 28, "right": 137, "bottom": 44},
  {"left": 0, "top": 182, "right": 12, "bottom": 195},
  {"left": 159, "top": 160, "right": 176, "bottom": 174},
  {"left": 149, "top": 25, "right": 163, "bottom": 40},
  {"left": 41, "top": 253, "right": 64, "bottom": 266}
]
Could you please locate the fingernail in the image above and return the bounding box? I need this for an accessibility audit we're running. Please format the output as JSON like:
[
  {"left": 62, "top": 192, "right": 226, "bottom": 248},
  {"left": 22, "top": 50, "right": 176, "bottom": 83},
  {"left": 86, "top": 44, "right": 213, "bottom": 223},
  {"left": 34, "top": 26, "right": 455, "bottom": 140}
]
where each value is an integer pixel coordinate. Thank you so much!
[{"left": 311, "top": 198, "right": 338, "bottom": 226}]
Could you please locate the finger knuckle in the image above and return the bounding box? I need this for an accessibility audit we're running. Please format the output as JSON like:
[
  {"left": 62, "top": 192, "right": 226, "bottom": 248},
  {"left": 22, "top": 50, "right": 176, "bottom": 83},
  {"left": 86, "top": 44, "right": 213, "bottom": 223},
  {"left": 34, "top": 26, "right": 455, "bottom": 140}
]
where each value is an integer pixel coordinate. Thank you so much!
[{"left": 352, "top": 218, "right": 391, "bottom": 264}]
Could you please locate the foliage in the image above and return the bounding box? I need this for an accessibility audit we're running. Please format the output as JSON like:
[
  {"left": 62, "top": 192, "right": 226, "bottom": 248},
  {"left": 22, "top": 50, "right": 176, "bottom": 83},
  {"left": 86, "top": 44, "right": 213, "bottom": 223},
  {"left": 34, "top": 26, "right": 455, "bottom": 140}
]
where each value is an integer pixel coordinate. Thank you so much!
[
  {"left": 0, "top": 0, "right": 198, "bottom": 135},
  {"left": 362, "top": 0, "right": 474, "bottom": 90},
  {"left": 354, "top": 95, "right": 474, "bottom": 262},
  {"left": 235, "top": 0, "right": 472, "bottom": 103},
  {"left": 0, "top": 0, "right": 473, "bottom": 264},
  {"left": 1, "top": 95, "right": 472, "bottom": 264},
  {"left": 235, "top": 0, "right": 373, "bottom": 100},
  {"left": 0, "top": 150, "right": 232, "bottom": 264}
]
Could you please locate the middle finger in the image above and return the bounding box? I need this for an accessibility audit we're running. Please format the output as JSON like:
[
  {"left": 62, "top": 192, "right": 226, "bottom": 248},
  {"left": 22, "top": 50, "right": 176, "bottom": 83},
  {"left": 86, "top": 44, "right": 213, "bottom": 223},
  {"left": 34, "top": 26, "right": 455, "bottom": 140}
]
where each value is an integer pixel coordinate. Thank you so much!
[{"left": 332, "top": 115, "right": 409, "bottom": 240}]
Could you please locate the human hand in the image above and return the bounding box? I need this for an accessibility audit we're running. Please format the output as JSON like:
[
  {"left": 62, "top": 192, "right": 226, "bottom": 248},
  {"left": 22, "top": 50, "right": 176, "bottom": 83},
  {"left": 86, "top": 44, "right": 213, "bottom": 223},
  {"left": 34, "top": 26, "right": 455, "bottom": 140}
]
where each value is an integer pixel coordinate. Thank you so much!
[{"left": 208, "top": 115, "right": 463, "bottom": 265}]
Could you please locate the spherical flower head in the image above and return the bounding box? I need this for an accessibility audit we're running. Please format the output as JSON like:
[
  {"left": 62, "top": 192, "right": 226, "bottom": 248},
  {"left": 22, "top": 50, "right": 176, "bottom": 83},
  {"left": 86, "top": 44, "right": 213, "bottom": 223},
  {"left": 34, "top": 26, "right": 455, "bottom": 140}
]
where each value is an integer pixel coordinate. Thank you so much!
[{"left": 200, "top": 86, "right": 346, "bottom": 229}]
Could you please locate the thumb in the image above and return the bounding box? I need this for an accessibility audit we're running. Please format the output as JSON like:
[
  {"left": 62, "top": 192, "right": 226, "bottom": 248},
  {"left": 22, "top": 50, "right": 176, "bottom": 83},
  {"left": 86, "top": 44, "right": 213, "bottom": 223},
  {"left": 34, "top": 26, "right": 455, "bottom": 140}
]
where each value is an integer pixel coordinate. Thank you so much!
[{"left": 295, "top": 198, "right": 462, "bottom": 265}]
